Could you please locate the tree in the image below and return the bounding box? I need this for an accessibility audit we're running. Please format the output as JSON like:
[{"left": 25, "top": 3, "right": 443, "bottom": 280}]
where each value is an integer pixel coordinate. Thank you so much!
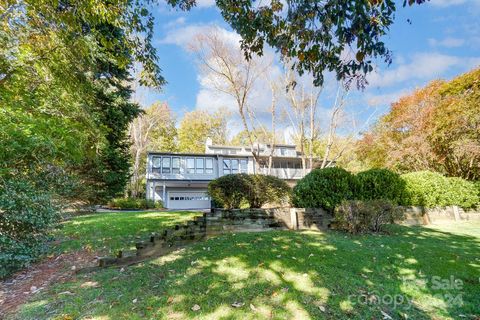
[
  {"left": 178, "top": 109, "right": 229, "bottom": 153},
  {"left": 168, "top": 0, "right": 428, "bottom": 87},
  {"left": 188, "top": 27, "right": 271, "bottom": 164},
  {"left": 357, "top": 68, "right": 480, "bottom": 180},
  {"left": 129, "top": 102, "right": 177, "bottom": 198}
]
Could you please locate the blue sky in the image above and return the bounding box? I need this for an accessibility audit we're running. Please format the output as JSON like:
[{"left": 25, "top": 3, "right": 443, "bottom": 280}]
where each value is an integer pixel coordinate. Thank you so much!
[{"left": 138, "top": 0, "right": 480, "bottom": 137}]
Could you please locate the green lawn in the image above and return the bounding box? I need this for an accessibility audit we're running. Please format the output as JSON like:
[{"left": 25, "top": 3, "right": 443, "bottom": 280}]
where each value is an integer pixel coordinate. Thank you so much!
[
  {"left": 53, "top": 210, "right": 203, "bottom": 255},
  {"left": 14, "top": 216, "right": 480, "bottom": 320}
]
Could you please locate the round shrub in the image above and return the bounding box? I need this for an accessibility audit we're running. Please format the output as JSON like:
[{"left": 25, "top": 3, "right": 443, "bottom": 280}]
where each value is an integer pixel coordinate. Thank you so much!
[
  {"left": 356, "top": 168, "right": 405, "bottom": 204},
  {"left": 293, "top": 167, "right": 357, "bottom": 212},
  {"left": 208, "top": 174, "right": 251, "bottom": 209},
  {"left": 246, "top": 175, "right": 291, "bottom": 208},
  {"left": 208, "top": 174, "right": 291, "bottom": 209}
]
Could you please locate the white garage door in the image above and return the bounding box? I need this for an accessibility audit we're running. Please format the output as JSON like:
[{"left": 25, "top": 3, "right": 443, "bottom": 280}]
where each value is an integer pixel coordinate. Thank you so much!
[{"left": 168, "top": 191, "right": 211, "bottom": 209}]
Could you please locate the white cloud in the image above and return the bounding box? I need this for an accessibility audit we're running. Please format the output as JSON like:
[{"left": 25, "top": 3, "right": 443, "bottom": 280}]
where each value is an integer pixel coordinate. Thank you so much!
[
  {"left": 428, "top": 37, "right": 465, "bottom": 48},
  {"left": 367, "top": 53, "right": 480, "bottom": 88},
  {"left": 163, "top": 17, "right": 186, "bottom": 29},
  {"left": 159, "top": 24, "right": 241, "bottom": 49},
  {"left": 365, "top": 89, "right": 410, "bottom": 107},
  {"left": 195, "top": 0, "right": 216, "bottom": 8},
  {"left": 429, "top": 0, "right": 480, "bottom": 7}
]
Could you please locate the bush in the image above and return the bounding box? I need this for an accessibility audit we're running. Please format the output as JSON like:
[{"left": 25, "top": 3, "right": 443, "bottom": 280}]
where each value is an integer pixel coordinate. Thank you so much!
[
  {"left": 356, "top": 168, "right": 405, "bottom": 204},
  {"left": 444, "top": 177, "right": 479, "bottom": 209},
  {"left": 245, "top": 175, "right": 291, "bottom": 208},
  {"left": 293, "top": 167, "right": 357, "bottom": 212},
  {"left": 400, "top": 171, "right": 479, "bottom": 208},
  {"left": 107, "top": 197, "right": 163, "bottom": 210},
  {"left": 0, "top": 179, "right": 60, "bottom": 278},
  {"left": 207, "top": 174, "right": 291, "bottom": 209},
  {"left": 333, "top": 200, "right": 404, "bottom": 234},
  {"left": 207, "top": 174, "right": 250, "bottom": 209}
]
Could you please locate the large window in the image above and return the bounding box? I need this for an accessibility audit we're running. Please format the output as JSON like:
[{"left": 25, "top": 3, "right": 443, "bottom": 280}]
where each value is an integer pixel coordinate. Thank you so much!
[
  {"left": 196, "top": 158, "right": 204, "bottom": 174},
  {"left": 205, "top": 158, "right": 214, "bottom": 174},
  {"left": 186, "top": 158, "right": 195, "bottom": 174},
  {"left": 172, "top": 157, "right": 180, "bottom": 174},
  {"left": 223, "top": 158, "right": 248, "bottom": 175},
  {"left": 152, "top": 156, "right": 161, "bottom": 169},
  {"left": 162, "top": 157, "right": 171, "bottom": 174}
]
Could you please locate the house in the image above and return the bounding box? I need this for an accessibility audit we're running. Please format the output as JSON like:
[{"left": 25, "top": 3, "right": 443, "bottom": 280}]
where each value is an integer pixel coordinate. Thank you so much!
[{"left": 146, "top": 138, "right": 318, "bottom": 209}]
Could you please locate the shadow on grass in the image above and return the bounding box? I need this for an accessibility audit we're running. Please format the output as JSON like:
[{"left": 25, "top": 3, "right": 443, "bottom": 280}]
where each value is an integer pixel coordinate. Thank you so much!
[
  {"left": 16, "top": 223, "right": 480, "bottom": 320},
  {"left": 53, "top": 211, "right": 202, "bottom": 254}
]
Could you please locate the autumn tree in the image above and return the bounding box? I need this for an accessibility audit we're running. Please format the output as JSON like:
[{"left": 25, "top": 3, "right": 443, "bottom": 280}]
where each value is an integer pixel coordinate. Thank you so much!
[
  {"left": 129, "top": 102, "right": 177, "bottom": 197},
  {"left": 178, "top": 109, "right": 229, "bottom": 153},
  {"left": 357, "top": 68, "right": 480, "bottom": 180}
]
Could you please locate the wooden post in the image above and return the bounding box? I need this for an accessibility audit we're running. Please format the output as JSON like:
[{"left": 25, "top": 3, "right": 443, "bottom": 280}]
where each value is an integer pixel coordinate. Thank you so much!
[{"left": 290, "top": 208, "right": 298, "bottom": 230}]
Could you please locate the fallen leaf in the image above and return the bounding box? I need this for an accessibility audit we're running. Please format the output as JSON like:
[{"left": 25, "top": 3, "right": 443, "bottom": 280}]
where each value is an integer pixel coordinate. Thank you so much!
[
  {"left": 132, "top": 298, "right": 138, "bottom": 304},
  {"left": 192, "top": 304, "right": 201, "bottom": 311},
  {"left": 250, "top": 303, "right": 257, "bottom": 311},
  {"left": 319, "top": 305, "right": 326, "bottom": 312},
  {"left": 231, "top": 301, "right": 245, "bottom": 308},
  {"left": 167, "top": 296, "right": 174, "bottom": 304}
]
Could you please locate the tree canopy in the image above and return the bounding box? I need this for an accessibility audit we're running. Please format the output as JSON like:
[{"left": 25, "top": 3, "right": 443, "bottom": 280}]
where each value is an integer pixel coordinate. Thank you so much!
[
  {"left": 357, "top": 68, "right": 480, "bottom": 180},
  {"left": 168, "top": 0, "right": 428, "bottom": 87}
]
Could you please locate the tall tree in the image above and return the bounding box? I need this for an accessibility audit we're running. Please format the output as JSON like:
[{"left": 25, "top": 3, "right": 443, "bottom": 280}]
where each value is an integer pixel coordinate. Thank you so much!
[
  {"left": 129, "top": 102, "right": 177, "bottom": 197},
  {"left": 189, "top": 27, "right": 271, "bottom": 165},
  {"left": 357, "top": 68, "right": 480, "bottom": 180},
  {"left": 168, "top": 0, "right": 428, "bottom": 87},
  {"left": 178, "top": 109, "right": 229, "bottom": 153}
]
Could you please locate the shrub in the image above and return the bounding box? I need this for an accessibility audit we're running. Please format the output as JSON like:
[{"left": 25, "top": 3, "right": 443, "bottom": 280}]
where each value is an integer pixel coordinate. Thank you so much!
[
  {"left": 444, "top": 177, "right": 479, "bottom": 209},
  {"left": 293, "top": 167, "right": 357, "bottom": 212},
  {"left": 107, "top": 197, "right": 163, "bottom": 210},
  {"left": 400, "top": 171, "right": 479, "bottom": 208},
  {"left": 245, "top": 175, "right": 291, "bottom": 208},
  {"left": 0, "top": 179, "right": 60, "bottom": 278},
  {"left": 208, "top": 174, "right": 251, "bottom": 209},
  {"left": 207, "top": 174, "right": 291, "bottom": 209},
  {"left": 356, "top": 168, "right": 405, "bottom": 204},
  {"left": 333, "top": 200, "right": 404, "bottom": 234}
]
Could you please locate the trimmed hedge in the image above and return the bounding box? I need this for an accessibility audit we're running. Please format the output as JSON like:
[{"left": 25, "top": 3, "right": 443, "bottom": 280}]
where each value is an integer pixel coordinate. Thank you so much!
[
  {"left": 400, "top": 171, "right": 479, "bottom": 208},
  {"left": 107, "top": 197, "right": 163, "bottom": 210},
  {"left": 356, "top": 168, "right": 405, "bottom": 204},
  {"left": 292, "top": 167, "right": 357, "bottom": 212},
  {"left": 208, "top": 174, "right": 291, "bottom": 209},
  {"left": 293, "top": 167, "right": 479, "bottom": 211}
]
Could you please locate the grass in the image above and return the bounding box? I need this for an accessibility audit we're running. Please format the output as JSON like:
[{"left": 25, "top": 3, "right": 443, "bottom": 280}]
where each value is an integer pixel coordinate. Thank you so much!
[
  {"left": 53, "top": 210, "right": 203, "bottom": 255},
  {"left": 14, "top": 215, "right": 480, "bottom": 320}
]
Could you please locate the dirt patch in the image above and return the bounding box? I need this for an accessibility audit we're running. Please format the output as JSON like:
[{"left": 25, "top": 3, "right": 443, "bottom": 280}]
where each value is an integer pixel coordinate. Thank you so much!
[{"left": 0, "top": 250, "right": 97, "bottom": 317}]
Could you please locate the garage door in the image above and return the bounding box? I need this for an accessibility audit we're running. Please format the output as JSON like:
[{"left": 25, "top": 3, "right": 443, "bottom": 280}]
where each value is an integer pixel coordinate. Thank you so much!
[{"left": 167, "top": 191, "right": 211, "bottom": 209}]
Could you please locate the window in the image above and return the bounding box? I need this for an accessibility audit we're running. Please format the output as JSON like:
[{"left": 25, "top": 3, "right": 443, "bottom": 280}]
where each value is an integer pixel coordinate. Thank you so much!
[
  {"left": 240, "top": 159, "right": 247, "bottom": 173},
  {"left": 187, "top": 158, "right": 195, "bottom": 174},
  {"left": 162, "top": 157, "right": 171, "bottom": 174},
  {"left": 196, "top": 158, "right": 204, "bottom": 174},
  {"left": 223, "top": 159, "right": 231, "bottom": 175},
  {"left": 172, "top": 157, "right": 180, "bottom": 174},
  {"left": 205, "top": 158, "right": 214, "bottom": 174},
  {"left": 231, "top": 159, "right": 239, "bottom": 174},
  {"left": 280, "top": 148, "right": 286, "bottom": 156},
  {"left": 152, "top": 156, "right": 161, "bottom": 168}
]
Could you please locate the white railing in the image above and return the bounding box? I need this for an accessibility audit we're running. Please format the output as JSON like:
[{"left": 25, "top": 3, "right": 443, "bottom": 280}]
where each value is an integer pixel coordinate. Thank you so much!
[{"left": 258, "top": 168, "right": 310, "bottom": 179}]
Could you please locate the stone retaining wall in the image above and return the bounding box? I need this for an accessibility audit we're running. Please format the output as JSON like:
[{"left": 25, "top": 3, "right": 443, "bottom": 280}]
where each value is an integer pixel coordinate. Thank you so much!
[{"left": 401, "top": 206, "right": 480, "bottom": 225}]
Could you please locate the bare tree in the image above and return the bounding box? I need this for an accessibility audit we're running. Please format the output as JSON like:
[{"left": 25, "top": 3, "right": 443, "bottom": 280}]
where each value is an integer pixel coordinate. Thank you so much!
[
  {"left": 189, "top": 27, "right": 272, "bottom": 167},
  {"left": 129, "top": 102, "right": 176, "bottom": 197}
]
